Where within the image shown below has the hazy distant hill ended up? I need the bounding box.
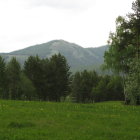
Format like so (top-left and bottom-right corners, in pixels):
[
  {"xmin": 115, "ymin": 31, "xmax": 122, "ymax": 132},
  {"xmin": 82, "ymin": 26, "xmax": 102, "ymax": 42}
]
[{"xmin": 0, "ymin": 40, "xmax": 108, "ymax": 71}]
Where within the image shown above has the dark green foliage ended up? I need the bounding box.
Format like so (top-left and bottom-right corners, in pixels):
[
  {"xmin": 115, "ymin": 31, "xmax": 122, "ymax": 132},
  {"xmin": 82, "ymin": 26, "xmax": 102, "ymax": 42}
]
[
  {"xmin": 93, "ymin": 75, "xmax": 110, "ymax": 102},
  {"xmin": 72, "ymin": 70, "xmax": 124, "ymax": 103},
  {"xmin": 39, "ymin": 58, "xmax": 50, "ymax": 101},
  {"xmin": 93, "ymin": 76, "xmax": 124, "ymax": 102},
  {"xmin": 24, "ymin": 56, "xmax": 45, "ymax": 100},
  {"xmin": 19, "ymin": 73, "xmax": 36, "ymax": 100},
  {"xmin": 0, "ymin": 53, "xmax": 123, "ymax": 103},
  {"xmin": 107, "ymin": 76, "xmax": 124, "ymax": 101},
  {"xmin": 71, "ymin": 72, "xmax": 82, "ymax": 102},
  {"xmin": 46, "ymin": 53, "xmax": 71, "ymax": 101},
  {"xmin": 6, "ymin": 57, "xmax": 21, "ymax": 99},
  {"xmin": 79, "ymin": 70, "xmax": 99, "ymax": 103},
  {"xmin": 0, "ymin": 54, "xmax": 71, "ymax": 101},
  {"xmin": 24, "ymin": 54, "xmax": 71, "ymax": 101},
  {"xmin": 0, "ymin": 56, "xmax": 7, "ymax": 98}
]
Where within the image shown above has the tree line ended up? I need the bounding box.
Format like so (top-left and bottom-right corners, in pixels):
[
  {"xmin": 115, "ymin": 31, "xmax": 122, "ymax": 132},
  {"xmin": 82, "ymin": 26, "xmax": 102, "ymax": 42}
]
[
  {"xmin": 0, "ymin": 53, "xmax": 124, "ymax": 102},
  {"xmin": 71, "ymin": 70, "xmax": 124, "ymax": 103},
  {"xmin": 0, "ymin": 54, "xmax": 70, "ymax": 101}
]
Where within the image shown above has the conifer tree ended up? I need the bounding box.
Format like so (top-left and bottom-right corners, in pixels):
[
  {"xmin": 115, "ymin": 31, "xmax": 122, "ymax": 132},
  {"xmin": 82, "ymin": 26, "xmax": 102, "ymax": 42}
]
[
  {"xmin": 24, "ymin": 56, "xmax": 45, "ymax": 100},
  {"xmin": 6, "ymin": 57, "xmax": 21, "ymax": 99},
  {"xmin": 0, "ymin": 56, "xmax": 7, "ymax": 98},
  {"xmin": 48, "ymin": 53, "xmax": 71, "ymax": 101}
]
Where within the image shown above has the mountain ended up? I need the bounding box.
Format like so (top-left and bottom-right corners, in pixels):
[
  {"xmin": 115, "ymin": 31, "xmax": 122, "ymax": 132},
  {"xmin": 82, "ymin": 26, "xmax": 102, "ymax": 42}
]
[{"xmin": 0, "ymin": 40, "xmax": 108, "ymax": 71}]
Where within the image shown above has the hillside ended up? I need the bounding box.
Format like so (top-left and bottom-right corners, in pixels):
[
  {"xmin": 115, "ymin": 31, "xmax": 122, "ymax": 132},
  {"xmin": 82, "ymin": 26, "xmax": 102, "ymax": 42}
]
[{"xmin": 0, "ymin": 40, "xmax": 108, "ymax": 71}]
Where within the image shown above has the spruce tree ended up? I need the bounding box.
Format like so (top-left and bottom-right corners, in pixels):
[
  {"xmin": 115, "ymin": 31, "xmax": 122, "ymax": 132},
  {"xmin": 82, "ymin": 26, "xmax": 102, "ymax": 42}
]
[
  {"xmin": 6, "ymin": 57, "xmax": 21, "ymax": 99},
  {"xmin": 48, "ymin": 53, "xmax": 71, "ymax": 101},
  {"xmin": 0, "ymin": 56, "xmax": 7, "ymax": 98},
  {"xmin": 24, "ymin": 56, "xmax": 45, "ymax": 100}
]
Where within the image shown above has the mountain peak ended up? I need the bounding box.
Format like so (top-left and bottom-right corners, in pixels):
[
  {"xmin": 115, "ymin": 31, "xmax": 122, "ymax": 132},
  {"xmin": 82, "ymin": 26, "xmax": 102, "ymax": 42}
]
[
  {"xmin": 0, "ymin": 40, "xmax": 107, "ymax": 71},
  {"xmin": 47, "ymin": 39, "xmax": 82, "ymax": 48}
]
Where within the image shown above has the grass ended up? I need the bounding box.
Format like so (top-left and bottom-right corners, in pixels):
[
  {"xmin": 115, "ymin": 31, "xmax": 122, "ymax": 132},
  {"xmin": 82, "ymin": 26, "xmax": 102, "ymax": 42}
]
[{"xmin": 0, "ymin": 100, "xmax": 140, "ymax": 140}]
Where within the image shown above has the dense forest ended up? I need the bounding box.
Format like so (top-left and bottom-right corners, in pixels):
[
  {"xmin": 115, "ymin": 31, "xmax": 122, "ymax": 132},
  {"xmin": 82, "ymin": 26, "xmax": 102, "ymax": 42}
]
[
  {"xmin": 0, "ymin": 0, "xmax": 139, "ymax": 104},
  {"xmin": 0, "ymin": 54, "xmax": 124, "ymax": 102},
  {"xmin": 0, "ymin": 54, "xmax": 70, "ymax": 101}
]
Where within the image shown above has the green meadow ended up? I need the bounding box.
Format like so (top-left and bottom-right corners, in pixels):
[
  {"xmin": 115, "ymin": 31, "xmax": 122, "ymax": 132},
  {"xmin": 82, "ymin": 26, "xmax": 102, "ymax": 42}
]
[{"xmin": 0, "ymin": 100, "xmax": 140, "ymax": 140}]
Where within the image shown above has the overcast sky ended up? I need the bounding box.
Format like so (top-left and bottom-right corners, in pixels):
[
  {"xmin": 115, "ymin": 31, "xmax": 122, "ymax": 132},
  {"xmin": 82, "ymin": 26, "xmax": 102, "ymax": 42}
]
[{"xmin": 0, "ymin": 0, "xmax": 133, "ymax": 52}]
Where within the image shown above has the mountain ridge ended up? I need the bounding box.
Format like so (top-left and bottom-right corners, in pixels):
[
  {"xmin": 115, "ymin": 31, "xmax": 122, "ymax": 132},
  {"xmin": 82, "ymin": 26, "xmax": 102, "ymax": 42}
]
[{"xmin": 0, "ymin": 40, "xmax": 108, "ymax": 71}]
